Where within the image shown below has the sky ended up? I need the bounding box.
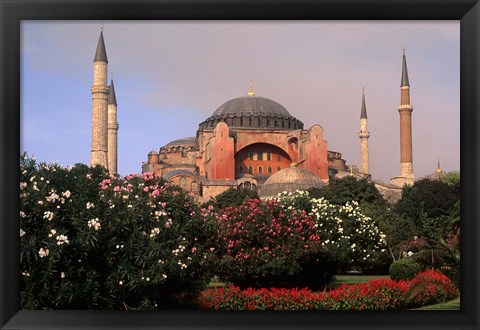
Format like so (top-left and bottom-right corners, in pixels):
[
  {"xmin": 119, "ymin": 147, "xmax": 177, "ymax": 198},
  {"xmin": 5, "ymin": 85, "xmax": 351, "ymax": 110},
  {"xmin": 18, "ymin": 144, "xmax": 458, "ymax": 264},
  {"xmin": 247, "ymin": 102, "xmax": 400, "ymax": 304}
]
[{"xmin": 21, "ymin": 21, "xmax": 460, "ymax": 184}]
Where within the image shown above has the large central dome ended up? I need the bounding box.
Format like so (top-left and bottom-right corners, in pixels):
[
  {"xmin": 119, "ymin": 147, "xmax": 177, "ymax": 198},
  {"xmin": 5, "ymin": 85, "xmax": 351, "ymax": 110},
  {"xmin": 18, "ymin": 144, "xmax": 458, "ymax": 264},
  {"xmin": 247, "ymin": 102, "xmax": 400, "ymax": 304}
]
[
  {"xmin": 213, "ymin": 96, "xmax": 291, "ymax": 117},
  {"xmin": 198, "ymin": 84, "xmax": 304, "ymax": 131}
]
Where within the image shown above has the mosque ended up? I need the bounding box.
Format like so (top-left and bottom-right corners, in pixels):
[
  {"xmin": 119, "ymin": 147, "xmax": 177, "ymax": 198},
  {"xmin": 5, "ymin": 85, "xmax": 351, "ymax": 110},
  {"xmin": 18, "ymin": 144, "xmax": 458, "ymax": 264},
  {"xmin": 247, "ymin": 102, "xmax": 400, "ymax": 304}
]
[{"xmin": 89, "ymin": 29, "xmax": 416, "ymax": 203}]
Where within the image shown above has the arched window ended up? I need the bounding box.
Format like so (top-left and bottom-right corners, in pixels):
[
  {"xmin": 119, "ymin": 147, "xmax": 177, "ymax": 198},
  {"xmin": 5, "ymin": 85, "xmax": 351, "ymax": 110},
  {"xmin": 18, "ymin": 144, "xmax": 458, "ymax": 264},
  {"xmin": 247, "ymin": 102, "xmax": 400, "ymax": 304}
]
[
  {"xmin": 179, "ymin": 177, "xmax": 187, "ymax": 190},
  {"xmin": 257, "ymin": 150, "xmax": 263, "ymax": 160},
  {"xmin": 268, "ymin": 166, "xmax": 272, "ymax": 173},
  {"xmin": 258, "ymin": 166, "xmax": 263, "ymax": 174},
  {"xmin": 248, "ymin": 166, "xmax": 253, "ymax": 173},
  {"xmin": 245, "ymin": 181, "xmax": 251, "ymax": 190},
  {"xmin": 239, "ymin": 183, "xmax": 245, "ymax": 190},
  {"xmin": 238, "ymin": 165, "xmax": 244, "ymax": 173}
]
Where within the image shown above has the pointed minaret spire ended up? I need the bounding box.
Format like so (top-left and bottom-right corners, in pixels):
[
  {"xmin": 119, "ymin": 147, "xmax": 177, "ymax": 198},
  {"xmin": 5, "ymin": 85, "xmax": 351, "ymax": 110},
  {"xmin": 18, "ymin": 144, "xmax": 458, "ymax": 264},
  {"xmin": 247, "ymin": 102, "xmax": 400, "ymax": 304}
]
[
  {"xmin": 247, "ymin": 80, "xmax": 255, "ymax": 96},
  {"xmin": 94, "ymin": 27, "xmax": 108, "ymax": 63},
  {"xmin": 392, "ymin": 48, "xmax": 415, "ymax": 186},
  {"xmin": 360, "ymin": 87, "xmax": 367, "ymax": 119},
  {"xmin": 91, "ymin": 27, "xmax": 110, "ymax": 170},
  {"xmin": 359, "ymin": 87, "xmax": 370, "ymax": 174},
  {"xmin": 108, "ymin": 79, "xmax": 117, "ymax": 106},
  {"xmin": 401, "ymin": 48, "xmax": 410, "ymax": 87}
]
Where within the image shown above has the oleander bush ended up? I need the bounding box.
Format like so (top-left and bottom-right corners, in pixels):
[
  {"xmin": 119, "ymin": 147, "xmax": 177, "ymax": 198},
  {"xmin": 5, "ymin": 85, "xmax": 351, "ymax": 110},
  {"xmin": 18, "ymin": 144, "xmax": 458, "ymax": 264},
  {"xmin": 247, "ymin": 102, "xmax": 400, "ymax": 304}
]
[
  {"xmin": 20, "ymin": 153, "xmax": 217, "ymax": 309},
  {"xmin": 389, "ymin": 258, "xmax": 422, "ymax": 281},
  {"xmin": 212, "ymin": 191, "xmax": 389, "ymax": 289},
  {"xmin": 277, "ymin": 191, "xmax": 389, "ymax": 273},
  {"xmin": 198, "ymin": 270, "xmax": 458, "ymax": 310},
  {"xmin": 213, "ymin": 198, "xmax": 329, "ymax": 289}
]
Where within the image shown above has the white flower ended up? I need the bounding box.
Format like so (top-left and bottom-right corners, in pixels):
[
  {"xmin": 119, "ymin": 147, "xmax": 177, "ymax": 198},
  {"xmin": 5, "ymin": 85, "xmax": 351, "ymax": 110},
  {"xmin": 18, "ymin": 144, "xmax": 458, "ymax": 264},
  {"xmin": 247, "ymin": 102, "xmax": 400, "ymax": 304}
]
[
  {"xmin": 56, "ymin": 234, "xmax": 69, "ymax": 245},
  {"xmin": 60, "ymin": 272, "xmax": 66, "ymax": 278},
  {"xmin": 162, "ymin": 274, "xmax": 167, "ymax": 279},
  {"xmin": 164, "ymin": 219, "xmax": 173, "ymax": 229},
  {"xmin": 87, "ymin": 218, "xmax": 101, "ymax": 230},
  {"xmin": 20, "ymin": 182, "xmax": 27, "ymax": 190},
  {"xmin": 20, "ymin": 210, "xmax": 26, "ymax": 218},
  {"xmin": 150, "ymin": 227, "xmax": 160, "ymax": 237},
  {"xmin": 86, "ymin": 202, "xmax": 95, "ymax": 209},
  {"xmin": 119, "ymin": 280, "xmax": 123, "ymax": 285},
  {"xmin": 85, "ymin": 173, "xmax": 92, "ymax": 178},
  {"xmin": 43, "ymin": 211, "xmax": 54, "ymax": 221},
  {"xmin": 38, "ymin": 247, "xmax": 49, "ymax": 258},
  {"xmin": 48, "ymin": 229, "xmax": 57, "ymax": 237},
  {"xmin": 20, "ymin": 229, "xmax": 26, "ymax": 237},
  {"xmin": 62, "ymin": 190, "xmax": 71, "ymax": 198}
]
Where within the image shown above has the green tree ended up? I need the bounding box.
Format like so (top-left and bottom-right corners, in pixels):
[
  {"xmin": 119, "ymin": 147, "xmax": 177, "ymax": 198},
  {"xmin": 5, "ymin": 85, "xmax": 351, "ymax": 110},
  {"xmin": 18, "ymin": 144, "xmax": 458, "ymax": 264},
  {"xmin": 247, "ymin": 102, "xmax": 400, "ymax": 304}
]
[
  {"xmin": 202, "ymin": 187, "xmax": 259, "ymax": 210},
  {"xmin": 394, "ymin": 178, "xmax": 459, "ymax": 232},
  {"xmin": 308, "ymin": 176, "xmax": 387, "ymax": 208}
]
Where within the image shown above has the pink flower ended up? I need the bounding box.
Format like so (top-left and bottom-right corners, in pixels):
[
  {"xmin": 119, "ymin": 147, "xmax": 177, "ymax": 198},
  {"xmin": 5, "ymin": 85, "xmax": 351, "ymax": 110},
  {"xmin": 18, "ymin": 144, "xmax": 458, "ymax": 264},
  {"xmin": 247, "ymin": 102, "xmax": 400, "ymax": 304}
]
[{"xmin": 143, "ymin": 186, "xmax": 149, "ymax": 192}]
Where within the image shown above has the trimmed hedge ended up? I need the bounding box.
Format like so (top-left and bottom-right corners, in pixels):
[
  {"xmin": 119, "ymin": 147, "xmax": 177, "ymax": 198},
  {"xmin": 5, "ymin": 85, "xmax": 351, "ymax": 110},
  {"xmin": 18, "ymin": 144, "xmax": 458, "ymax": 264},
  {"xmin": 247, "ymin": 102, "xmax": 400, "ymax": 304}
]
[
  {"xmin": 198, "ymin": 270, "xmax": 458, "ymax": 310},
  {"xmin": 389, "ymin": 258, "xmax": 422, "ymax": 281}
]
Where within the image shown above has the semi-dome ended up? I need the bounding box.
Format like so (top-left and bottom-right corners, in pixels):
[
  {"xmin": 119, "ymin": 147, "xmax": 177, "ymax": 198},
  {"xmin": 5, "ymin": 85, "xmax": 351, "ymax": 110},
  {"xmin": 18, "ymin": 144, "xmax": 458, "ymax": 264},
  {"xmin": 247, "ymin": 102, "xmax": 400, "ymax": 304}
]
[
  {"xmin": 198, "ymin": 83, "xmax": 304, "ymax": 131},
  {"xmin": 259, "ymin": 165, "xmax": 324, "ymax": 199},
  {"xmin": 164, "ymin": 137, "xmax": 198, "ymax": 147}
]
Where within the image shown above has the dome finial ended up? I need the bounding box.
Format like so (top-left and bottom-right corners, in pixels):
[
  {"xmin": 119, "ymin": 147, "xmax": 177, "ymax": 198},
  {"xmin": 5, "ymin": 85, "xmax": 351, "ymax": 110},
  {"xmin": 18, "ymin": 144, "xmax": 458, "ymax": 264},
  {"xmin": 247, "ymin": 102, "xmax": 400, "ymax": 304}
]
[
  {"xmin": 248, "ymin": 80, "xmax": 255, "ymax": 96},
  {"xmin": 436, "ymin": 157, "xmax": 443, "ymax": 174}
]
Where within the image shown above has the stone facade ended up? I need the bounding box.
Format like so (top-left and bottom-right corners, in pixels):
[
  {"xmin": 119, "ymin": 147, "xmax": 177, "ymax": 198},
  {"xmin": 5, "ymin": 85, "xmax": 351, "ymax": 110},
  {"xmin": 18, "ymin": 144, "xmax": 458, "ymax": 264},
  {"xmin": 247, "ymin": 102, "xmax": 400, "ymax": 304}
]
[{"xmin": 143, "ymin": 88, "xmax": 347, "ymax": 202}]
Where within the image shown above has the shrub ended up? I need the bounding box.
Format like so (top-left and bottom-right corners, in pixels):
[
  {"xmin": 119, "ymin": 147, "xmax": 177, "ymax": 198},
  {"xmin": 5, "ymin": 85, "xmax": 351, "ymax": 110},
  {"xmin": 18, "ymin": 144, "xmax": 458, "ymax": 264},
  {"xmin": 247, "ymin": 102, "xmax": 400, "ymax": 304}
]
[
  {"xmin": 202, "ymin": 187, "xmax": 259, "ymax": 210},
  {"xmin": 407, "ymin": 269, "xmax": 459, "ymax": 306},
  {"xmin": 213, "ymin": 198, "xmax": 329, "ymax": 289},
  {"xmin": 389, "ymin": 258, "xmax": 422, "ymax": 281},
  {"xmin": 277, "ymin": 191, "xmax": 389, "ymax": 273},
  {"xmin": 20, "ymin": 154, "xmax": 217, "ymax": 309}
]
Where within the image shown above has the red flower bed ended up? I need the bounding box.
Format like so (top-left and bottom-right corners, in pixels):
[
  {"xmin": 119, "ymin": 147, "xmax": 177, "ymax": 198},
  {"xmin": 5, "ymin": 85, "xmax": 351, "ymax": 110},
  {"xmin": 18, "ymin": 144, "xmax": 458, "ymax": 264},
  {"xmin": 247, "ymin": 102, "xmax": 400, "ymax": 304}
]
[{"xmin": 198, "ymin": 270, "xmax": 458, "ymax": 310}]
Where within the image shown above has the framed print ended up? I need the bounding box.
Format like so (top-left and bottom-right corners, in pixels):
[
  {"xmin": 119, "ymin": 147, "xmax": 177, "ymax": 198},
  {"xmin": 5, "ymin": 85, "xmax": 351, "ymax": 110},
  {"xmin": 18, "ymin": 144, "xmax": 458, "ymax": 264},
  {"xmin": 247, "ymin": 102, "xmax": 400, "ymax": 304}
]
[{"xmin": 1, "ymin": 0, "xmax": 479, "ymax": 329}]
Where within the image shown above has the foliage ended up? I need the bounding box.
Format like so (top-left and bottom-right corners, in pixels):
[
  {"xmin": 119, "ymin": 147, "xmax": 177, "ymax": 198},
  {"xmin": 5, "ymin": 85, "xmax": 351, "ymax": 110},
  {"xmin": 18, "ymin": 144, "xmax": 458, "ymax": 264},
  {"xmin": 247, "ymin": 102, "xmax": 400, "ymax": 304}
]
[
  {"xmin": 389, "ymin": 258, "xmax": 422, "ymax": 281},
  {"xmin": 212, "ymin": 197, "xmax": 328, "ymax": 289},
  {"xmin": 364, "ymin": 205, "xmax": 415, "ymax": 262},
  {"xmin": 198, "ymin": 270, "xmax": 458, "ymax": 310},
  {"xmin": 278, "ymin": 191, "xmax": 388, "ymax": 273},
  {"xmin": 20, "ymin": 153, "xmax": 217, "ymax": 309},
  {"xmin": 438, "ymin": 171, "xmax": 460, "ymax": 187},
  {"xmin": 201, "ymin": 187, "xmax": 259, "ymax": 210},
  {"xmin": 308, "ymin": 176, "xmax": 387, "ymax": 207},
  {"xmin": 394, "ymin": 178, "xmax": 459, "ymax": 232}
]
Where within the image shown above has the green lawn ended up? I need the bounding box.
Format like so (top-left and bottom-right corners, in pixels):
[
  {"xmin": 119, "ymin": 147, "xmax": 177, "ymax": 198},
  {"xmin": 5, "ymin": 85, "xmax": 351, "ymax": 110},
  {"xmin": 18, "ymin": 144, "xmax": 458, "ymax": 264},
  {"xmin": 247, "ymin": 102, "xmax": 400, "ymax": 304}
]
[
  {"xmin": 411, "ymin": 296, "xmax": 460, "ymax": 310},
  {"xmin": 327, "ymin": 274, "xmax": 390, "ymax": 288}
]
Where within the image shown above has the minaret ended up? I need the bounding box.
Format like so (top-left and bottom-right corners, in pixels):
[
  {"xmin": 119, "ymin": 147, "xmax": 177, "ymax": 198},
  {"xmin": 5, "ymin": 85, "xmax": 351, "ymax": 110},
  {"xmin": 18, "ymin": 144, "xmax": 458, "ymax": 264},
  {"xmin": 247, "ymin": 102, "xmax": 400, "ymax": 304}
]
[
  {"xmin": 90, "ymin": 26, "xmax": 110, "ymax": 169},
  {"xmin": 358, "ymin": 87, "xmax": 370, "ymax": 174},
  {"xmin": 107, "ymin": 79, "xmax": 119, "ymax": 175},
  {"xmin": 398, "ymin": 49, "xmax": 415, "ymax": 185}
]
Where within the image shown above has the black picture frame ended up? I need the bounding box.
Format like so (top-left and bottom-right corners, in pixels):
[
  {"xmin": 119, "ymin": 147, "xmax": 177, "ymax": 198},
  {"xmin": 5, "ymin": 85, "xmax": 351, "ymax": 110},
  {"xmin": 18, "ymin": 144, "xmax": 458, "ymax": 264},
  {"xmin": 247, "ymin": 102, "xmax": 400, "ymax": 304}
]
[{"xmin": 1, "ymin": 0, "xmax": 479, "ymax": 329}]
